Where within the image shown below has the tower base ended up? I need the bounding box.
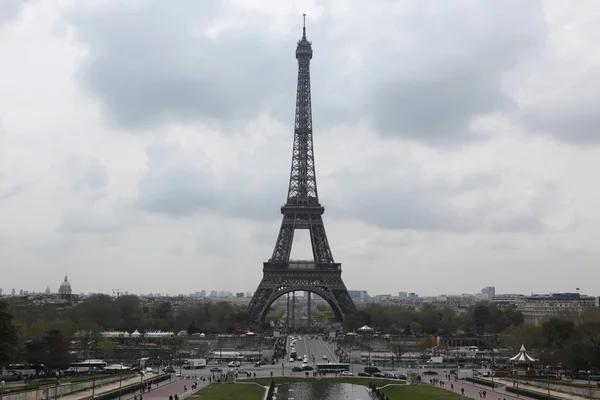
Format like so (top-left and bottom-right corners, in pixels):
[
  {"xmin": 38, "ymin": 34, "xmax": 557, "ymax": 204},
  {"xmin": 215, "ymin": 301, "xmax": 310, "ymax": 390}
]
[{"xmin": 247, "ymin": 265, "xmax": 357, "ymax": 328}]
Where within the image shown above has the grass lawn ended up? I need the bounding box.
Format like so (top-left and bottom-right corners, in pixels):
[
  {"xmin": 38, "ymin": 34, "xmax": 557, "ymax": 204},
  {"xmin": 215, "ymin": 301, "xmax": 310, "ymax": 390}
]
[
  {"xmin": 194, "ymin": 379, "xmax": 462, "ymax": 400},
  {"xmin": 189, "ymin": 383, "xmax": 265, "ymax": 400},
  {"xmin": 381, "ymin": 385, "xmax": 463, "ymax": 399}
]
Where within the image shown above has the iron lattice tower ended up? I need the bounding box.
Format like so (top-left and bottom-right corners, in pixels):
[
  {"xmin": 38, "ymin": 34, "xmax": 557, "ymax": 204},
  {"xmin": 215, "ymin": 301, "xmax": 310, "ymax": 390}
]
[{"xmin": 247, "ymin": 17, "xmax": 357, "ymax": 327}]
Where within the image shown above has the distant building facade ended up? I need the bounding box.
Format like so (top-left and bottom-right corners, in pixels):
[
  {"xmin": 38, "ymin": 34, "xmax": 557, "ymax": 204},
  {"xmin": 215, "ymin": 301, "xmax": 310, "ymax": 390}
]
[
  {"xmin": 518, "ymin": 293, "xmax": 598, "ymax": 325},
  {"xmin": 58, "ymin": 274, "xmax": 73, "ymax": 301}
]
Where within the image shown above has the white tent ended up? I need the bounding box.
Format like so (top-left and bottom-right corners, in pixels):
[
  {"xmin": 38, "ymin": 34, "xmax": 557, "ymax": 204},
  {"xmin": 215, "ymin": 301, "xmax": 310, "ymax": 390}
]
[
  {"xmin": 509, "ymin": 344, "xmax": 537, "ymax": 363},
  {"xmin": 131, "ymin": 330, "xmax": 141, "ymax": 338},
  {"xmin": 357, "ymin": 325, "xmax": 374, "ymax": 333}
]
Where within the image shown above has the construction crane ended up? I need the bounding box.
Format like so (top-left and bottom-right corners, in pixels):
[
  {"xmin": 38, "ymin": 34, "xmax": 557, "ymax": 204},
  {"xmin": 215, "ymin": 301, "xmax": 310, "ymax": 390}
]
[{"xmin": 112, "ymin": 288, "xmax": 129, "ymax": 297}]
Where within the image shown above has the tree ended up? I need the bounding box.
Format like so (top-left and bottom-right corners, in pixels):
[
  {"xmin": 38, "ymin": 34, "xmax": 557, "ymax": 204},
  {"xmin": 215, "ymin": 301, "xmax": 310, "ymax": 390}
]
[
  {"xmin": 409, "ymin": 322, "xmax": 423, "ymax": 334},
  {"xmin": 473, "ymin": 304, "xmax": 491, "ymax": 334},
  {"xmin": 0, "ymin": 301, "xmax": 18, "ymax": 368},
  {"xmin": 542, "ymin": 317, "xmax": 574, "ymax": 348},
  {"xmin": 42, "ymin": 330, "xmax": 71, "ymax": 370},
  {"xmin": 570, "ymin": 310, "xmax": 600, "ymax": 369}
]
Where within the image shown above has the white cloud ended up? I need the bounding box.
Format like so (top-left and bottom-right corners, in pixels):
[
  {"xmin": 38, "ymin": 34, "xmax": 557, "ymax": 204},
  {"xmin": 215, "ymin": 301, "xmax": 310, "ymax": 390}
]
[{"xmin": 1, "ymin": 0, "xmax": 599, "ymax": 297}]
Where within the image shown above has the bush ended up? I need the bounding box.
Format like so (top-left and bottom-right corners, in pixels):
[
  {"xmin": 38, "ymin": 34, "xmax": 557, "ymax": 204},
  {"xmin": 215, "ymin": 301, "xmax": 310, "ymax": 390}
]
[
  {"xmin": 465, "ymin": 377, "xmax": 499, "ymax": 388},
  {"xmin": 505, "ymin": 386, "xmax": 563, "ymax": 400},
  {"xmin": 0, "ymin": 375, "xmax": 21, "ymax": 383}
]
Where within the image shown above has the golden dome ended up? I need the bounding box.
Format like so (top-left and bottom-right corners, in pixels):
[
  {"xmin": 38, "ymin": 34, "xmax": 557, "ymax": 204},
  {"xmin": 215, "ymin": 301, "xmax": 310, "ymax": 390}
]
[{"xmin": 60, "ymin": 274, "xmax": 71, "ymax": 288}]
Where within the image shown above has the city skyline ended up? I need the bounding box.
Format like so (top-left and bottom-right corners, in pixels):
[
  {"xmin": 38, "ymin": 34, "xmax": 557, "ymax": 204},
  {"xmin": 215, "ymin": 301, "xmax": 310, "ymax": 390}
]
[{"xmin": 1, "ymin": 1, "xmax": 600, "ymax": 295}]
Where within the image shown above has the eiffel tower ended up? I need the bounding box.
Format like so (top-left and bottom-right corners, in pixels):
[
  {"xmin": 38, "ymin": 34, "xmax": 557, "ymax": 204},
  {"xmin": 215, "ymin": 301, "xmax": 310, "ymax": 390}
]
[{"xmin": 247, "ymin": 16, "xmax": 357, "ymax": 327}]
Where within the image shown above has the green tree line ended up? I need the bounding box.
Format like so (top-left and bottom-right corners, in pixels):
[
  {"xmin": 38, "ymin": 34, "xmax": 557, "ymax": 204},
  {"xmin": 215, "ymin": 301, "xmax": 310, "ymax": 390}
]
[{"xmin": 344, "ymin": 302, "xmax": 524, "ymax": 335}]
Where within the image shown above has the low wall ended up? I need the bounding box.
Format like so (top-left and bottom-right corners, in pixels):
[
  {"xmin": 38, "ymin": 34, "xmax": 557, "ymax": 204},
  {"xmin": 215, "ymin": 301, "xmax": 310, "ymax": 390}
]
[
  {"xmin": 3, "ymin": 375, "xmax": 133, "ymax": 400},
  {"xmin": 519, "ymin": 379, "xmax": 600, "ymax": 399}
]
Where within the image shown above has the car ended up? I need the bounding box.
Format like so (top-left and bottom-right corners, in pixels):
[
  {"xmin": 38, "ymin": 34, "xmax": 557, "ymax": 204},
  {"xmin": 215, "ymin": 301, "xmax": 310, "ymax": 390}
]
[
  {"xmin": 397, "ymin": 374, "xmax": 407, "ymax": 380},
  {"xmin": 322, "ymin": 355, "xmax": 328, "ymax": 360},
  {"xmin": 373, "ymin": 373, "xmax": 384, "ymax": 378},
  {"xmin": 340, "ymin": 371, "xmax": 353, "ymax": 376},
  {"xmin": 292, "ymin": 366, "xmax": 303, "ymax": 372},
  {"xmin": 423, "ymin": 370, "xmax": 438, "ymax": 375},
  {"xmin": 289, "ymin": 358, "xmax": 294, "ymax": 362},
  {"xmin": 209, "ymin": 367, "xmax": 222, "ymax": 373},
  {"xmin": 302, "ymin": 365, "xmax": 314, "ymax": 371},
  {"xmin": 358, "ymin": 372, "xmax": 370, "ymax": 377}
]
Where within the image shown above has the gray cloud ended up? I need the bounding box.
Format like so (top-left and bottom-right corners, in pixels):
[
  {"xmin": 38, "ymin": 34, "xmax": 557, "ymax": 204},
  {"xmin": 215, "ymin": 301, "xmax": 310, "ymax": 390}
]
[
  {"xmin": 133, "ymin": 140, "xmax": 282, "ymax": 221},
  {"xmin": 520, "ymin": 77, "xmax": 600, "ymax": 144},
  {"xmin": 0, "ymin": 182, "xmax": 31, "ymax": 201},
  {"xmin": 67, "ymin": 1, "xmax": 293, "ymax": 132},
  {"xmin": 131, "ymin": 139, "xmax": 554, "ymax": 234},
  {"xmin": 65, "ymin": 1, "xmax": 545, "ymax": 146},
  {"xmin": 0, "ymin": 0, "xmax": 23, "ymax": 28},
  {"xmin": 364, "ymin": 1, "xmax": 546, "ymax": 145}
]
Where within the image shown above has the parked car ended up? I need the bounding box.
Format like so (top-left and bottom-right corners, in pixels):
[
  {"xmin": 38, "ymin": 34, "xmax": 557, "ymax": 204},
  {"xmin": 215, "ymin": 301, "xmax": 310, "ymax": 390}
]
[{"xmin": 209, "ymin": 367, "xmax": 222, "ymax": 373}]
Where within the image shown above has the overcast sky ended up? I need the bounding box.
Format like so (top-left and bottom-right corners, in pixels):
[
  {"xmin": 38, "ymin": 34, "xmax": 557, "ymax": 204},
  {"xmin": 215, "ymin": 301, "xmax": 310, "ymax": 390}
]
[{"xmin": 1, "ymin": 0, "xmax": 599, "ymax": 297}]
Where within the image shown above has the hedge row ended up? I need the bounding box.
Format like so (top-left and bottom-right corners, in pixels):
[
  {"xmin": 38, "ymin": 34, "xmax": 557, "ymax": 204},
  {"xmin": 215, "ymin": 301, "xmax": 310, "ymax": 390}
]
[
  {"xmin": 465, "ymin": 377, "xmax": 499, "ymax": 388},
  {"xmin": 94, "ymin": 374, "xmax": 171, "ymax": 400},
  {"xmin": 505, "ymin": 385, "xmax": 564, "ymax": 400}
]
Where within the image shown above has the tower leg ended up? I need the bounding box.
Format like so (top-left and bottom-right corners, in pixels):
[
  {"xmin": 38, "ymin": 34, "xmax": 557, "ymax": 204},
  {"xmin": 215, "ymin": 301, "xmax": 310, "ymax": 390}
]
[
  {"xmin": 292, "ymin": 292, "xmax": 296, "ymax": 332},
  {"xmin": 286, "ymin": 293, "xmax": 290, "ymax": 332},
  {"xmin": 307, "ymin": 292, "xmax": 312, "ymax": 330}
]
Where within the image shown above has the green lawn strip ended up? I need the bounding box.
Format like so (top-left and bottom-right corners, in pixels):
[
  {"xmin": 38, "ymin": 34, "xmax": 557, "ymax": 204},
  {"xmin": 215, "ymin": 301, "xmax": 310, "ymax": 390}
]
[
  {"xmin": 245, "ymin": 377, "xmax": 458, "ymax": 400},
  {"xmin": 244, "ymin": 376, "xmax": 405, "ymax": 387},
  {"xmin": 380, "ymin": 385, "xmax": 464, "ymax": 400},
  {"xmin": 187, "ymin": 383, "xmax": 265, "ymax": 400}
]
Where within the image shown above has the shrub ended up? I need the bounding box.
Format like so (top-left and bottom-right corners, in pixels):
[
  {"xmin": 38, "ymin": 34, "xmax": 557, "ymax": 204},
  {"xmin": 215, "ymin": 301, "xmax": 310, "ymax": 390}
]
[
  {"xmin": 465, "ymin": 377, "xmax": 499, "ymax": 388},
  {"xmin": 505, "ymin": 386, "xmax": 563, "ymax": 400}
]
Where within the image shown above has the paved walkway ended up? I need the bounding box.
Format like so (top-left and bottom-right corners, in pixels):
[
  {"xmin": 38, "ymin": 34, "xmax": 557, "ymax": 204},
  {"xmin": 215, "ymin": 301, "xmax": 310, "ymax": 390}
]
[
  {"xmin": 425, "ymin": 379, "xmax": 539, "ymax": 400},
  {"xmin": 141, "ymin": 378, "xmax": 209, "ymax": 400},
  {"xmin": 59, "ymin": 374, "xmax": 165, "ymax": 400},
  {"xmin": 492, "ymin": 378, "xmax": 589, "ymax": 400}
]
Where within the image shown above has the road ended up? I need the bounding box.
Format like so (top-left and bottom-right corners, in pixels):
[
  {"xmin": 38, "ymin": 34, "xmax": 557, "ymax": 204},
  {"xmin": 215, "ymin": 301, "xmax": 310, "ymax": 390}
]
[
  {"xmin": 170, "ymin": 335, "xmax": 543, "ymax": 399},
  {"xmin": 285, "ymin": 335, "xmax": 337, "ymax": 366}
]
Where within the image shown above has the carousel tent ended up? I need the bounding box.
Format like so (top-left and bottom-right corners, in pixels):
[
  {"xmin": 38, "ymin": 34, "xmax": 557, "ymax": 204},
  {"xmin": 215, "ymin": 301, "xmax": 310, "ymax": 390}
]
[{"xmin": 509, "ymin": 344, "xmax": 537, "ymax": 363}]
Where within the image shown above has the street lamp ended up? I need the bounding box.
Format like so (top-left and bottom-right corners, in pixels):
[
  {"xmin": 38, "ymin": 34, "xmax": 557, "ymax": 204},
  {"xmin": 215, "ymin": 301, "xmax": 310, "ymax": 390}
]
[
  {"xmin": 588, "ymin": 368, "xmax": 592, "ymax": 400},
  {"xmin": 491, "ymin": 336, "xmax": 497, "ymax": 388}
]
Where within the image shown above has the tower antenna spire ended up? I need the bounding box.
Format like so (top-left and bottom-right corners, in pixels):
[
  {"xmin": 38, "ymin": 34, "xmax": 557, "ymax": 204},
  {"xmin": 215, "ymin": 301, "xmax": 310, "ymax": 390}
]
[{"xmin": 302, "ymin": 13, "xmax": 306, "ymax": 39}]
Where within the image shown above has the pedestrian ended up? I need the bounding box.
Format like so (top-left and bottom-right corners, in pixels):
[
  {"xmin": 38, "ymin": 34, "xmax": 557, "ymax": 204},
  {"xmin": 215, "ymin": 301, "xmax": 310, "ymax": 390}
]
[{"xmin": 169, "ymin": 395, "xmax": 173, "ymax": 400}]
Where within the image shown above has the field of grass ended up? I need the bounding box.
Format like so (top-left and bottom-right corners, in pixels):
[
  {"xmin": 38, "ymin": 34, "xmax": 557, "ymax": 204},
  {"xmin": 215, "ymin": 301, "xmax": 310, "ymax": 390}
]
[
  {"xmin": 192, "ymin": 377, "xmax": 468, "ymax": 400},
  {"xmin": 380, "ymin": 385, "xmax": 463, "ymax": 399},
  {"xmin": 189, "ymin": 383, "xmax": 265, "ymax": 400},
  {"xmin": 193, "ymin": 379, "xmax": 460, "ymax": 400}
]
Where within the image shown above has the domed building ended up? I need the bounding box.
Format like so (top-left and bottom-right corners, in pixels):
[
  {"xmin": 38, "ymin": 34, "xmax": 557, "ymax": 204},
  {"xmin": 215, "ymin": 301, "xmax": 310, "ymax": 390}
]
[{"xmin": 58, "ymin": 274, "xmax": 72, "ymax": 301}]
